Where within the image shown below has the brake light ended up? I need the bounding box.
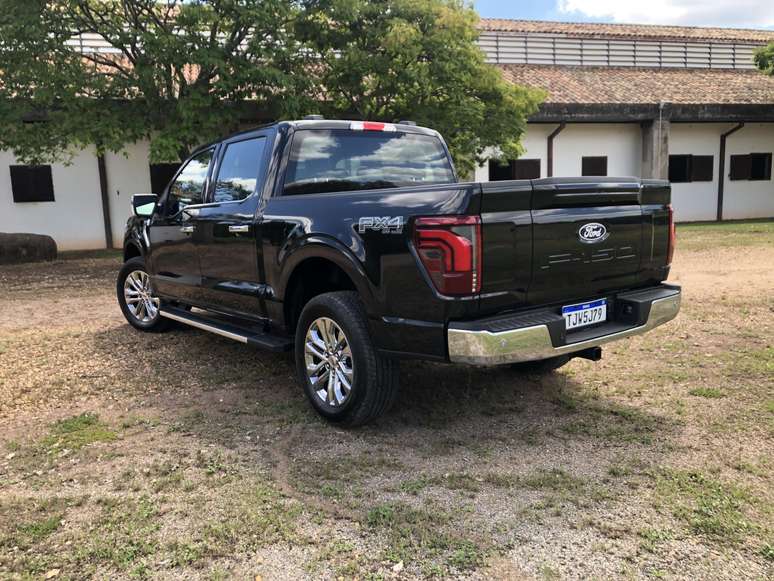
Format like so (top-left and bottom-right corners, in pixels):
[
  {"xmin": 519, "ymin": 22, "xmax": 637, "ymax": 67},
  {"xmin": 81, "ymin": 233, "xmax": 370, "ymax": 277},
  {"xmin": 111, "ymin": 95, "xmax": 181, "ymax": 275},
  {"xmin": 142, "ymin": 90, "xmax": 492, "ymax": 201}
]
[
  {"xmin": 667, "ymin": 204, "xmax": 676, "ymax": 265},
  {"xmin": 413, "ymin": 216, "xmax": 482, "ymax": 296},
  {"xmin": 350, "ymin": 121, "xmax": 396, "ymax": 132}
]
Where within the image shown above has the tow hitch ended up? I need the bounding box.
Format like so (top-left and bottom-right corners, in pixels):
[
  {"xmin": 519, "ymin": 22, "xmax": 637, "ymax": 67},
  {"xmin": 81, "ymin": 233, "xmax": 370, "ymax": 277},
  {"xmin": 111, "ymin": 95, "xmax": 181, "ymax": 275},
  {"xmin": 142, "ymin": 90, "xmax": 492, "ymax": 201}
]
[{"xmin": 573, "ymin": 346, "xmax": 602, "ymax": 362}]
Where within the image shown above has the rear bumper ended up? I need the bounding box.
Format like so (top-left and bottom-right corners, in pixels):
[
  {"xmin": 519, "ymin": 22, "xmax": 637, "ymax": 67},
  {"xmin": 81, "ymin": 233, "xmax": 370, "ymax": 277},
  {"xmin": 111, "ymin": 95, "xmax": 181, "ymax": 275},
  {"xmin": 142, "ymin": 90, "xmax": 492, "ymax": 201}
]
[{"xmin": 447, "ymin": 284, "xmax": 681, "ymax": 365}]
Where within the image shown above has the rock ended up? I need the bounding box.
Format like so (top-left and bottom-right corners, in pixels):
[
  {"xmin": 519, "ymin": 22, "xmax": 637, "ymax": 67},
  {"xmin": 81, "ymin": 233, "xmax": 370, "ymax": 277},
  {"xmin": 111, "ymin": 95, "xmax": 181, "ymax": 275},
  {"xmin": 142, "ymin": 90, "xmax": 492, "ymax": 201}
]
[
  {"xmin": 44, "ymin": 569, "xmax": 60, "ymax": 579},
  {"xmin": 0, "ymin": 233, "xmax": 57, "ymax": 264},
  {"xmin": 392, "ymin": 561, "xmax": 404, "ymax": 573}
]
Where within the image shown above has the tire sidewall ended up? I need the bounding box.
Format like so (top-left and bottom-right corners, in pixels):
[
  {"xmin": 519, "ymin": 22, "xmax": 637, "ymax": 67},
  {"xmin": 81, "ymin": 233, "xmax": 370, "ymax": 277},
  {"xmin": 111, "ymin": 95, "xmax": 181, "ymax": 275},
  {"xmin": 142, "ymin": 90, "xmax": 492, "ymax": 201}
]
[
  {"xmin": 295, "ymin": 297, "xmax": 369, "ymax": 422},
  {"xmin": 117, "ymin": 257, "xmax": 162, "ymax": 331}
]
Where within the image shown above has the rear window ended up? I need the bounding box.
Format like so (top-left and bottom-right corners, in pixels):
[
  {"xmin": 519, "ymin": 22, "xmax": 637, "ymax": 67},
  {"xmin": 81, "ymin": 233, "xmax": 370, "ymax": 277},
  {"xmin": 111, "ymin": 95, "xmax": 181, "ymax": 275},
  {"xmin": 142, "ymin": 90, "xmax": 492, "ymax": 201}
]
[{"xmin": 283, "ymin": 130, "xmax": 454, "ymax": 195}]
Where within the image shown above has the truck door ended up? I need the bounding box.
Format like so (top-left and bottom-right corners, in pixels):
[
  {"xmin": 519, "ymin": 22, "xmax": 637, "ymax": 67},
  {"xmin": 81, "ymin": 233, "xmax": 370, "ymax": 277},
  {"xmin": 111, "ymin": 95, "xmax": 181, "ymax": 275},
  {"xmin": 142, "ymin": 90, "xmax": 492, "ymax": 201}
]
[
  {"xmin": 147, "ymin": 147, "xmax": 215, "ymax": 304},
  {"xmin": 194, "ymin": 131, "xmax": 272, "ymax": 319}
]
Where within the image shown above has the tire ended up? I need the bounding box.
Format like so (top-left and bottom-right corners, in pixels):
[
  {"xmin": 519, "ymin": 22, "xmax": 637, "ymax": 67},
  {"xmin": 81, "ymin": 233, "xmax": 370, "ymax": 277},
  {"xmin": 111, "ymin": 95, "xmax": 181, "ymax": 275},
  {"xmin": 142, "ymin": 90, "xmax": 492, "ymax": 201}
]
[
  {"xmin": 295, "ymin": 291, "xmax": 399, "ymax": 427},
  {"xmin": 117, "ymin": 256, "xmax": 169, "ymax": 332},
  {"xmin": 511, "ymin": 355, "xmax": 570, "ymax": 374}
]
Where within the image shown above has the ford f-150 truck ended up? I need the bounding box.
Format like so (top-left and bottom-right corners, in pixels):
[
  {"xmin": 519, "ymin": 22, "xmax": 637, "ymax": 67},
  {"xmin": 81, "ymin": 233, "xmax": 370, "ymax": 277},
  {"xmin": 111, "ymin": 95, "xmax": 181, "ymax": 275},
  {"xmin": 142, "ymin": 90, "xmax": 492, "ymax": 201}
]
[{"xmin": 118, "ymin": 118, "xmax": 681, "ymax": 426}]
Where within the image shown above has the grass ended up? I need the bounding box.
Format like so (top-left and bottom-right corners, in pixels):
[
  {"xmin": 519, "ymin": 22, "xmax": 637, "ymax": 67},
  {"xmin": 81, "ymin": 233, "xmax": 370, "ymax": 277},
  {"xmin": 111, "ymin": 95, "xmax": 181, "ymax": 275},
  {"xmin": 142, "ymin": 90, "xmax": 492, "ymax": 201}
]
[
  {"xmin": 688, "ymin": 387, "xmax": 725, "ymax": 399},
  {"xmin": 654, "ymin": 469, "xmax": 755, "ymax": 542},
  {"xmin": 41, "ymin": 412, "xmax": 117, "ymax": 451},
  {"xmin": 364, "ymin": 502, "xmax": 486, "ymax": 573},
  {"xmin": 676, "ymin": 219, "xmax": 774, "ymax": 251}
]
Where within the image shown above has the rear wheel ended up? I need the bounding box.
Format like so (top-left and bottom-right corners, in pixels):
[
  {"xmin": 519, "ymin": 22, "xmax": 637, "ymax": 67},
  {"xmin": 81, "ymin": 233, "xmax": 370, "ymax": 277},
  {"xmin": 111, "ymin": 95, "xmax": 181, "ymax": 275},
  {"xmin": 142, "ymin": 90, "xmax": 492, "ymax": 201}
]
[
  {"xmin": 295, "ymin": 291, "xmax": 399, "ymax": 427},
  {"xmin": 117, "ymin": 257, "xmax": 169, "ymax": 332},
  {"xmin": 511, "ymin": 355, "xmax": 570, "ymax": 374}
]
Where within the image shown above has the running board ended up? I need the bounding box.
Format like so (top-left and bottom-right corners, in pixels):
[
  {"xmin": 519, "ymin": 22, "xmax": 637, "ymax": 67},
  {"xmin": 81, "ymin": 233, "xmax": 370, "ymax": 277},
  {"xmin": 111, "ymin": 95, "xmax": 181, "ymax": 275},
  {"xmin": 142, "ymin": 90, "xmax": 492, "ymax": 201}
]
[{"xmin": 159, "ymin": 306, "xmax": 292, "ymax": 352}]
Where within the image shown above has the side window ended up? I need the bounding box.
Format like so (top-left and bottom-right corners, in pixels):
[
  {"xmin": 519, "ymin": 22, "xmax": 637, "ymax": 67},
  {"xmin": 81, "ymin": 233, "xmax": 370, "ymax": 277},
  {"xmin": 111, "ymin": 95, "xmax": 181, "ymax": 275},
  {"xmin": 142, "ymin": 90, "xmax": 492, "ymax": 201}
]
[
  {"xmin": 166, "ymin": 149, "xmax": 214, "ymax": 216},
  {"xmin": 212, "ymin": 137, "xmax": 266, "ymax": 203}
]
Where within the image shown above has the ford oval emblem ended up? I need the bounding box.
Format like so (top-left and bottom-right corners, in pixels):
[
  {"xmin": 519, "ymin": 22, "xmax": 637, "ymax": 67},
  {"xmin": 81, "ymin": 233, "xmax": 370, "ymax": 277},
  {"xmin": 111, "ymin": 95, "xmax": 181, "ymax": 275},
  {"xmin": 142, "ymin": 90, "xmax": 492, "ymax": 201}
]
[{"xmin": 578, "ymin": 222, "xmax": 609, "ymax": 244}]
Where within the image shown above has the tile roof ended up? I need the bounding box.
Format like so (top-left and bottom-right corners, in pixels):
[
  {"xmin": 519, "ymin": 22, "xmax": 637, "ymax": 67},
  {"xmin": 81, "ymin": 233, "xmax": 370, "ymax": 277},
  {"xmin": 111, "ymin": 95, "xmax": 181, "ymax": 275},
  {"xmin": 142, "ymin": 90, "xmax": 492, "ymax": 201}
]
[
  {"xmin": 499, "ymin": 64, "xmax": 774, "ymax": 105},
  {"xmin": 479, "ymin": 18, "xmax": 774, "ymax": 45}
]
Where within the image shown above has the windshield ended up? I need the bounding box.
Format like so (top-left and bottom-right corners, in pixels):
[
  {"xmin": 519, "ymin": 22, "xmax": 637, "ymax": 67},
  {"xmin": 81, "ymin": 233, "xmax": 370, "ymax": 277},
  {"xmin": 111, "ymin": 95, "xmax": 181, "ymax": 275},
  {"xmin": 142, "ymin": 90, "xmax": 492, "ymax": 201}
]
[{"xmin": 283, "ymin": 129, "xmax": 455, "ymax": 195}]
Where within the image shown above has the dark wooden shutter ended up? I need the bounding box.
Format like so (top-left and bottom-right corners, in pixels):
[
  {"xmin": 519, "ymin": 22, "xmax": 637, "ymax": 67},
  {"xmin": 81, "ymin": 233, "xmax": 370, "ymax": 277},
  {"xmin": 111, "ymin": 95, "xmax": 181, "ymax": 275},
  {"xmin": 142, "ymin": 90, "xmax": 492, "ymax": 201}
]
[
  {"xmin": 582, "ymin": 156, "xmax": 607, "ymax": 177},
  {"xmin": 729, "ymin": 155, "xmax": 751, "ymax": 180},
  {"xmin": 513, "ymin": 159, "xmax": 541, "ymax": 179},
  {"xmin": 668, "ymin": 155, "xmax": 691, "ymax": 182},
  {"xmin": 750, "ymin": 153, "xmax": 772, "ymax": 180},
  {"xmin": 690, "ymin": 156, "xmax": 713, "ymax": 182},
  {"xmin": 488, "ymin": 159, "xmax": 513, "ymax": 181},
  {"xmin": 10, "ymin": 165, "xmax": 55, "ymax": 203}
]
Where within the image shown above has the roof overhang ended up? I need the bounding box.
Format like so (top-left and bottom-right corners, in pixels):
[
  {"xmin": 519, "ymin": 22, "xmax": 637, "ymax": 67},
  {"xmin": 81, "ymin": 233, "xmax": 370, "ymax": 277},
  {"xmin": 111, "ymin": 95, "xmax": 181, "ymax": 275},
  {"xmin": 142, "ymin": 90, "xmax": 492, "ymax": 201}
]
[{"xmin": 529, "ymin": 103, "xmax": 774, "ymax": 124}]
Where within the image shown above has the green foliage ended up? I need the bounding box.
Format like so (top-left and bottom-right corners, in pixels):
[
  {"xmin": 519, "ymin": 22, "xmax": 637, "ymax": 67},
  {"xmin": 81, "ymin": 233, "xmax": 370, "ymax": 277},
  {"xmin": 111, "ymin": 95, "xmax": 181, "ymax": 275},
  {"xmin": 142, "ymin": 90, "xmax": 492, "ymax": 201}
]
[
  {"xmin": 0, "ymin": 0, "xmax": 541, "ymax": 172},
  {"xmin": 295, "ymin": 0, "xmax": 543, "ymax": 175},
  {"xmin": 0, "ymin": 0, "xmax": 309, "ymax": 162},
  {"xmin": 755, "ymin": 42, "xmax": 774, "ymax": 75}
]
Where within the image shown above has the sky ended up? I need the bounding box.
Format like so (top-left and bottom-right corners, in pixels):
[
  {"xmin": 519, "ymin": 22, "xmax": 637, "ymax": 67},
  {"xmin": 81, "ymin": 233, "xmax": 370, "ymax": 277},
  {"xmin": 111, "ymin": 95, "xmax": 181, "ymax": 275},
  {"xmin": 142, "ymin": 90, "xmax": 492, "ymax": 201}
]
[{"xmin": 474, "ymin": 0, "xmax": 774, "ymax": 29}]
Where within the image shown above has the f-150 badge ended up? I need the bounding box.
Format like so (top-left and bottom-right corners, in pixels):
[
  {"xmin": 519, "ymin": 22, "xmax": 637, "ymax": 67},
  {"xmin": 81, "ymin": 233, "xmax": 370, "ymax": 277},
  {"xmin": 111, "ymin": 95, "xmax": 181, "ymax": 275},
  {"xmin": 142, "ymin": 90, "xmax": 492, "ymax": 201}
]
[
  {"xmin": 578, "ymin": 222, "xmax": 609, "ymax": 244},
  {"xmin": 358, "ymin": 216, "xmax": 404, "ymax": 234}
]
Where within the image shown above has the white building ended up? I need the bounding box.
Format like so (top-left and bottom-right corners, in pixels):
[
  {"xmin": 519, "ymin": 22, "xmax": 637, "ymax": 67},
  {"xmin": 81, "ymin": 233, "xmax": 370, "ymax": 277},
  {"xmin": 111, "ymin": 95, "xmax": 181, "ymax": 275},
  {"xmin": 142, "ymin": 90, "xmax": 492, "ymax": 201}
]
[
  {"xmin": 1, "ymin": 19, "xmax": 773, "ymax": 251},
  {"xmin": 476, "ymin": 19, "xmax": 774, "ymax": 223}
]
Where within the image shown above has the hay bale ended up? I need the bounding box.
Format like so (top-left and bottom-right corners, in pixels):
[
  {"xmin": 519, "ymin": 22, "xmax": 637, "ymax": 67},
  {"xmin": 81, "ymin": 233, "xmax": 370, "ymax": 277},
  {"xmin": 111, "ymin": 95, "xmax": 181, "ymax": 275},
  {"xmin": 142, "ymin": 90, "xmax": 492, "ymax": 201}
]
[{"xmin": 0, "ymin": 232, "xmax": 58, "ymax": 264}]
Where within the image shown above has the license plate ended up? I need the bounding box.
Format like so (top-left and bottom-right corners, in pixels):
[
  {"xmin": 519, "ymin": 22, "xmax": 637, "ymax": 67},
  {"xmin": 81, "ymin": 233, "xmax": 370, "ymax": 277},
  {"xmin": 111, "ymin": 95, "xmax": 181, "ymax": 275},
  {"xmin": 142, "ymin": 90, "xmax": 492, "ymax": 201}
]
[{"xmin": 562, "ymin": 299, "xmax": 607, "ymax": 331}]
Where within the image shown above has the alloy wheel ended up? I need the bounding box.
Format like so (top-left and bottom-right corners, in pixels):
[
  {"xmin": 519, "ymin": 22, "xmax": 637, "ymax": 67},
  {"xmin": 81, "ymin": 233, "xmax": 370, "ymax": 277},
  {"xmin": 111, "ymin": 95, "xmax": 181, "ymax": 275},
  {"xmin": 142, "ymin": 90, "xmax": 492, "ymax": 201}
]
[
  {"xmin": 123, "ymin": 270, "xmax": 160, "ymax": 323},
  {"xmin": 304, "ymin": 317, "xmax": 354, "ymax": 407}
]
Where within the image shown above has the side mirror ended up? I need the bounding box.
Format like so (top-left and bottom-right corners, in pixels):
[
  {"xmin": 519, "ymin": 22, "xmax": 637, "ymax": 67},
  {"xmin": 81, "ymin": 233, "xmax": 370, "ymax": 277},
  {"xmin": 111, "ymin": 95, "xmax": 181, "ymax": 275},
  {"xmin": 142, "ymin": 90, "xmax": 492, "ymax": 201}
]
[{"xmin": 132, "ymin": 193, "xmax": 158, "ymax": 218}]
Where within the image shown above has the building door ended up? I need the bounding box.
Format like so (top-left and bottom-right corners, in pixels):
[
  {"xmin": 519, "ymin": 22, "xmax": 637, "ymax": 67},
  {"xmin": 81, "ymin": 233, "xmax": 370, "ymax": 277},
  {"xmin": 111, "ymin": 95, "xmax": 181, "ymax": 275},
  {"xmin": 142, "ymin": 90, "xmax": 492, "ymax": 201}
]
[{"xmin": 147, "ymin": 147, "xmax": 215, "ymax": 304}]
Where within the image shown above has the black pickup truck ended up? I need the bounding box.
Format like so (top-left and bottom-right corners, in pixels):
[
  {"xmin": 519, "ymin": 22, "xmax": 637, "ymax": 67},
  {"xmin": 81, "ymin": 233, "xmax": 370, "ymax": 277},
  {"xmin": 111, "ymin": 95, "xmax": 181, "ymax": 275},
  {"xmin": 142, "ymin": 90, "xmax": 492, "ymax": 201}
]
[{"xmin": 118, "ymin": 118, "xmax": 681, "ymax": 426}]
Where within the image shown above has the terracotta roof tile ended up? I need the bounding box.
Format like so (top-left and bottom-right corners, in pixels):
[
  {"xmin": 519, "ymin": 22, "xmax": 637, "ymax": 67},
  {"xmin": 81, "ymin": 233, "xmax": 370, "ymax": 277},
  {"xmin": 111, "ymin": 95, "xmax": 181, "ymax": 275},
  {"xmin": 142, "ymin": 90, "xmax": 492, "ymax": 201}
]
[
  {"xmin": 479, "ymin": 18, "xmax": 774, "ymax": 45},
  {"xmin": 499, "ymin": 64, "xmax": 774, "ymax": 105}
]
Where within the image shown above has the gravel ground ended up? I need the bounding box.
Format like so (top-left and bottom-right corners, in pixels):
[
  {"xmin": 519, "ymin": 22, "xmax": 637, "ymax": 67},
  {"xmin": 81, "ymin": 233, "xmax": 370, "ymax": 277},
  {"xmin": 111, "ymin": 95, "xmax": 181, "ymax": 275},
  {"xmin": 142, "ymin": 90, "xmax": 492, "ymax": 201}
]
[{"xmin": 0, "ymin": 222, "xmax": 772, "ymax": 580}]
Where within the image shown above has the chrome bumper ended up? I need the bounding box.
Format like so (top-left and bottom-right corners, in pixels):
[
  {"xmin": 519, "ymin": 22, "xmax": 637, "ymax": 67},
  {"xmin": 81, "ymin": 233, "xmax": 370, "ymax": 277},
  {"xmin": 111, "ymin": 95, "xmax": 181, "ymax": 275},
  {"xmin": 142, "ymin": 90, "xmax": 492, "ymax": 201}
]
[{"xmin": 448, "ymin": 289, "xmax": 681, "ymax": 366}]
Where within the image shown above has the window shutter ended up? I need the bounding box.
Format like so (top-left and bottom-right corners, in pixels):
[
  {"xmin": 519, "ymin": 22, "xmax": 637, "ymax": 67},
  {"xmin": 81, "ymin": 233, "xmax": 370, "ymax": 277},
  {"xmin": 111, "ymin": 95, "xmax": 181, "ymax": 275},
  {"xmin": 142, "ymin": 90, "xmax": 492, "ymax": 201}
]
[
  {"xmin": 10, "ymin": 165, "xmax": 55, "ymax": 203},
  {"xmin": 582, "ymin": 156, "xmax": 607, "ymax": 177},
  {"xmin": 729, "ymin": 155, "xmax": 751, "ymax": 181},
  {"xmin": 690, "ymin": 156, "xmax": 714, "ymax": 182},
  {"xmin": 513, "ymin": 159, "xmax": 541, "ymax": 179},
  {"xmin": 668, "ymin": 155, "xmax": 691, "ymax": 182},
  {"xmin": 488, "ymin": 159, "xmax": 513, "ymax": 181}
]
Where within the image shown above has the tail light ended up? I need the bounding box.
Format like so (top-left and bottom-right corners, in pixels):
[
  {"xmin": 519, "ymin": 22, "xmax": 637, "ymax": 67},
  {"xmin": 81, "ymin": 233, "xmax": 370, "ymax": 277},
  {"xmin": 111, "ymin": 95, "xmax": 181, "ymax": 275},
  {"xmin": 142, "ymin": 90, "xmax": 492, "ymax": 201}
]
[
  {"xmin": 413, "ymin": 216, "xmax": 482, "ymax": 296},
  {"xmin": 666, "ymin": 204, "xmax": 676, "ymax": 265}
]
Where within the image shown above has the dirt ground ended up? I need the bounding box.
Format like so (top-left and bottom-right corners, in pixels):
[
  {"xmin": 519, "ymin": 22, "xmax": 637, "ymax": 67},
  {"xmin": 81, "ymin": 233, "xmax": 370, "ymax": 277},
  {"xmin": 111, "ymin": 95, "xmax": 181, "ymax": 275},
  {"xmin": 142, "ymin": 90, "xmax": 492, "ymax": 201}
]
[{"xmin": 0, "ymin": 222, "xmax": 772, "ymax": 580}]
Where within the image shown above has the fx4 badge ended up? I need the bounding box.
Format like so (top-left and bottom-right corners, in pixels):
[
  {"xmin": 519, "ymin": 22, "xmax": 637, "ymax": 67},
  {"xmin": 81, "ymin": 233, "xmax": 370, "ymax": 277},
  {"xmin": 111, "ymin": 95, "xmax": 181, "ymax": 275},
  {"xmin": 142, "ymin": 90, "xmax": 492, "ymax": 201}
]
[
  {"xmin": 358, "ymin": 216, "xmax": 404, "ymax": 234},
  {"xmin": 578, "ymin": 222, "xmax": 609, "ymax": 244}
]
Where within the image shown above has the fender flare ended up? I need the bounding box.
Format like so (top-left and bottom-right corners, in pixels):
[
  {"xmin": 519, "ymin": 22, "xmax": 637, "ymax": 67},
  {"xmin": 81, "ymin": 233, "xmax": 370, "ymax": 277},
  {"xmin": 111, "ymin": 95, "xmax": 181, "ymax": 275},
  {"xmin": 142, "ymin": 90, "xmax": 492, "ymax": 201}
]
[{"xmin": 276, "ymin": 235, "xmax": 378, "ymax": 314}]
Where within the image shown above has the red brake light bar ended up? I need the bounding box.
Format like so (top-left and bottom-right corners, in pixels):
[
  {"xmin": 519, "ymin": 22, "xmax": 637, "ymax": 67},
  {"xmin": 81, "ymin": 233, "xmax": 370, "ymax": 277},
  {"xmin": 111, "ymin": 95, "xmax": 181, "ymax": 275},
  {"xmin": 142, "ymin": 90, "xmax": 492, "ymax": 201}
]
[
  {"xmin": 350, "ymin": 121, "xmax": 396, "ymax": 132},
  {"xmin": 413, "ymin": 216, "xmax": 482, "ymax": 296}
]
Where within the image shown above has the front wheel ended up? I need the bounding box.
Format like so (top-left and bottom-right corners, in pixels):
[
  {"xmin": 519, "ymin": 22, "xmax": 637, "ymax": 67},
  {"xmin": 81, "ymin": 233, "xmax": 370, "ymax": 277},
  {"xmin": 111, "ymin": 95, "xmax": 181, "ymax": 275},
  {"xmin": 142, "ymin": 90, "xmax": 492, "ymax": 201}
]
[
  {"xmin": 295, "ymin": 291, "xmax": 399, "ymax": 427},
  {"xmin": 117, "ymin": 257, "xmax": 169, "ymax": 332}
]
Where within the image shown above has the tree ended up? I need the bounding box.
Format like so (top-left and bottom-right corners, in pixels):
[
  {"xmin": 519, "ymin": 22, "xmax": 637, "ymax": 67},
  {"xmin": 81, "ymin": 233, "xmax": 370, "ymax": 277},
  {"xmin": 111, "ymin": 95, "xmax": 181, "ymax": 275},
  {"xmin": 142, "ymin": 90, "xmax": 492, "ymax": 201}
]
[
  {"xmin": 295, "ymin": 0, "xmax": 543, "ymax": 175},
  {"xmin": 0, "ymin": 0, "xmax": 542, "ymax": 173},
  {"xmin": 754, "ymin": 42, "xmax": 774, "ymax": 75},
  {"xmin": 0, "ymin": 0, "xmax": 309, "ymax": 162}
]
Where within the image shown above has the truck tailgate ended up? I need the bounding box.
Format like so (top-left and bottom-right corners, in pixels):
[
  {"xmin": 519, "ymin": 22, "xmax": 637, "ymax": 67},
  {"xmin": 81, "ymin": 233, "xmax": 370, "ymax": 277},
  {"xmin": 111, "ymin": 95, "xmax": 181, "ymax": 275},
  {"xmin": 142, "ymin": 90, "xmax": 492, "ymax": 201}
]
[{"xmin": 478, "ymin": 177, "xmax": 671, "ymax": 316}]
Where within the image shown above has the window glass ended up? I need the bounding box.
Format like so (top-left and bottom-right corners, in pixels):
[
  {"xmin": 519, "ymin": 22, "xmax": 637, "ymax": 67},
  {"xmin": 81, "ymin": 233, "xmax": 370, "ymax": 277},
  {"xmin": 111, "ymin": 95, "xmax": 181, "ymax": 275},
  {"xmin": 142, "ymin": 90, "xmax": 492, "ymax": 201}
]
[
  {"xmin": 10, "ymin": 165, "xmax": 55, "ymax": 203},
  {"xmin": 513, "ymin": 159, "xmax": 541, "ymax": 180},
  {"xmin": 213, "ymin": 138, "xmax": 266, "ymax": 202},
  {"xmin": 283, "ymin": 130, "xmax": 454, "ymax": 195},
  {"xmin": 166, "ymin": 149, "xmax": 213, "ymax": 215}
]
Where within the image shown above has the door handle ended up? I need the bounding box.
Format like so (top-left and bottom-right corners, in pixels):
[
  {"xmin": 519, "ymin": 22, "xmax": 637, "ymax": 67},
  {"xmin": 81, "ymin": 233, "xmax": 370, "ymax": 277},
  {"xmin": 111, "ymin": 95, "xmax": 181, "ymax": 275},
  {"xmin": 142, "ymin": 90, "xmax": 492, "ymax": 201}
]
[
  {"xmin": 228, "ymin": 225, "xmax": 250, "ymax": 233},
  {"xmin": 180, "ymin": 225, "xmax": 195, "ymax": 234}
]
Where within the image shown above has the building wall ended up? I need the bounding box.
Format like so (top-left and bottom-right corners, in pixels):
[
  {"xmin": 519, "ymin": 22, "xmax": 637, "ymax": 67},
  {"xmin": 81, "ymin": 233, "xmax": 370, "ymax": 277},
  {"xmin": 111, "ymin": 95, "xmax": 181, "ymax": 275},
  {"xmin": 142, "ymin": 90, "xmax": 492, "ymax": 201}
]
[
  {"xmin": 552, "ymin": 123, "xmax": 642, "ymax": 178},
  {"xmin": 670, "ymin": 124, "xmax": 722, "ymax": 221},
  {"xmin": 723, "ymin": 123, "xmax": 774, "ymax": 220},
  {"xmin": 0, "ymin": 147, "xmax": 106, "ymax": 251},
  {"xmin": 104, "ymin": 141, "xmax": 153, "ymax": 248},
  {"xmin": 671, "ymin": 123, "xmax": 774, "ymax": 221},
  {"xmin": 0, "ymin": 141, "xmax": 155, "ymax": 251},
  {"xmin": 476, "ymin": 123, "xmax": 642, "ymax": 181}
]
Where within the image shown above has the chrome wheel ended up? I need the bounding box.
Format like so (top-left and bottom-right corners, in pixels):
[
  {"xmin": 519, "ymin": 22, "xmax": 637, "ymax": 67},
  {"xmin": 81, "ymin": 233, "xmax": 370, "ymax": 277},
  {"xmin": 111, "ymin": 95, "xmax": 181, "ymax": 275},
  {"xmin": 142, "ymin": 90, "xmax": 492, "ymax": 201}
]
[
  {"xmin": 123, "ymin": 270, "xmax": 160, "ymax": 323},
  {"xmin": 304, "ymin": 317, "xmax": 354, "ymax": 407}
]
